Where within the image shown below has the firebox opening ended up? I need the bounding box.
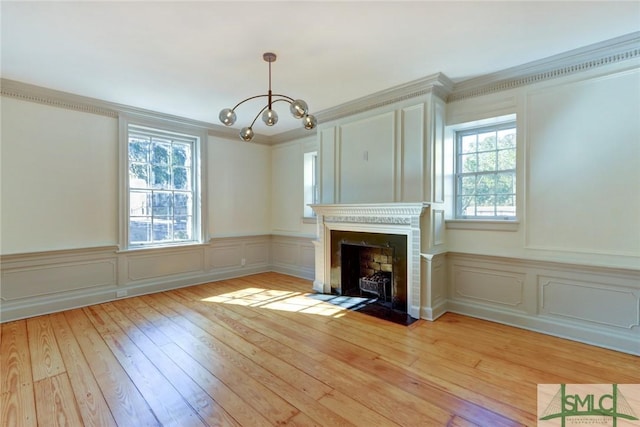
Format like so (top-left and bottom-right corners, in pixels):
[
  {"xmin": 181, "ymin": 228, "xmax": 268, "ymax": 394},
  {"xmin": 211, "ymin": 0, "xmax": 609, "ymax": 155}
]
[{"xmin": 331, "ymin": 230, "xmax": 408, "ymax": 314}]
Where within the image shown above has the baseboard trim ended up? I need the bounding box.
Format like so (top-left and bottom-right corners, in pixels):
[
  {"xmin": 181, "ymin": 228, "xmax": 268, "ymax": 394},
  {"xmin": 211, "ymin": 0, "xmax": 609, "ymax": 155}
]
[
  {"xmin": 447, "ymin": 299, "xmax": 640, "ymax": 356},
  {"xmin": 0, "ymin": 265, "xmax": 270, "ymax": 322}
]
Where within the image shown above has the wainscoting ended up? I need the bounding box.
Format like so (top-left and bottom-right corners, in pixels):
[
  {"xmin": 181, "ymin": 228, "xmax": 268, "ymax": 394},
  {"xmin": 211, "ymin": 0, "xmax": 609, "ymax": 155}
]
[
  {"xmin": 0, "ymin": 235, "xmax": 315, "ymax": 323},
  {"xmin": 1, "ymin": 241, "xmax": 638, "ymax": 355},
  {"xmin": 447, "ymin": 252, "xmax": 640, "ymax": 355}
]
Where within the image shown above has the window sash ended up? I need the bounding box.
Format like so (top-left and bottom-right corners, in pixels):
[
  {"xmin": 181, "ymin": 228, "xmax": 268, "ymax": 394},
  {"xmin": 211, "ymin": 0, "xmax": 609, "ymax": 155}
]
[
  {"xmin": 455, "ymin": 122, "xmax": 516, "ymax": 220},
  {"xmin": 127, "ymin": 125, "xmax": 199, "ymax": 247}
]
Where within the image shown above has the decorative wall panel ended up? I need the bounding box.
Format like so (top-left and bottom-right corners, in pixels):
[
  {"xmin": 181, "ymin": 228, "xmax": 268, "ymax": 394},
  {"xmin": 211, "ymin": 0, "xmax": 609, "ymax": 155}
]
[
  {"xmin": 453, "ymin": 265, "xmax": 525, "ymax": 309},
  {"xmin": 540, "ymin": 276, "xmax": 640, "ymax": 329},
  {"xmin": 127, "ymin": 249, "xmax": 204, "ymax": 281},
  {"xmin": 1, "ymin": 259, "xmax": 116, "ymax": 300}
]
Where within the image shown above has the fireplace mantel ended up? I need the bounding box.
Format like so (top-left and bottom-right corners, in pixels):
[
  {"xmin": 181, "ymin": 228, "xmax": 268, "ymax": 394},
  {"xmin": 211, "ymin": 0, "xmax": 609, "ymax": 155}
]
[
  {"xmin": 310, "ymin": 203, "xmax": 430, "ymax": 220},
  {"xmin": 310, "ymin": 203, "xmax": 442, "ymax": 319}
]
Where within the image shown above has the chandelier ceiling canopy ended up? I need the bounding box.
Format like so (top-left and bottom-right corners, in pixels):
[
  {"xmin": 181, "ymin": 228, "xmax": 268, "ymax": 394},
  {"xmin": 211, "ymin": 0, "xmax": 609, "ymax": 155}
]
[{"xmin": 219, "ymin": 52, "xmax": 317, "ymax": 142}]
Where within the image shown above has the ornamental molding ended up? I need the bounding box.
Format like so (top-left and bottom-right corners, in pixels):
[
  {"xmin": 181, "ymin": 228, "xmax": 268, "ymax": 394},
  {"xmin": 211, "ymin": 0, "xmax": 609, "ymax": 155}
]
[
  {"xmin": 311, "ymin": 203, "xmax": 429, "ymax": 219},
  {"xmin": 315, "ymin": 73, "xmax": 453, "ymax": 126},
  {"xmin": 324, "ymin": 215, "xmax": 412, "ymax": 225},
  {"xmin": 448, "ymin": 31, "xmax": 640, "ymax": 102}
]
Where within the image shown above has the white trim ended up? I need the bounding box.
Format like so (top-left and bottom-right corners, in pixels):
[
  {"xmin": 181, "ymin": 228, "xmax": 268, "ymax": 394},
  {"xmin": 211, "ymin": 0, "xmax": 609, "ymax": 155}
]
[{"xmin": 446, "ymin": 219, "xmax": 519, "ymax": 231}]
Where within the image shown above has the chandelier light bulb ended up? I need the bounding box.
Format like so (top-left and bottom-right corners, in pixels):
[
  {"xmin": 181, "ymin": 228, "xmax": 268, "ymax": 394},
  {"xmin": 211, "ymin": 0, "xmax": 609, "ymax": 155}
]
[
  {"xmin": 302, "ymin": 114, "xmax": 317, "ymax": 130},
  {"xmin": 239, "ymin": 127, "xmax": 254, "ymax": 141},
  {"xmin": 219, "ymin": 108, "xmax": 236, "ymax": 126},
  {"xmin": 262, "ymin": 109, "xmax": 279, "ymax": 126},
  {"xmin": 289, "ymin": 99, "xmax": 308, "ymax": 119}
]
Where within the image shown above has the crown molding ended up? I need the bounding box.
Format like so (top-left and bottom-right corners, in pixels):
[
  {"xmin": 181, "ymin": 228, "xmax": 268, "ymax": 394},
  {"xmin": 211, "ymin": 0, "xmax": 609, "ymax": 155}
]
[
  {"xmin": 449, "ymin": 31, "xmax": 640, "ymax": 102},
  {"xmin": 315, "ymin": 72, "xmax": 454, "ymax": 126}
]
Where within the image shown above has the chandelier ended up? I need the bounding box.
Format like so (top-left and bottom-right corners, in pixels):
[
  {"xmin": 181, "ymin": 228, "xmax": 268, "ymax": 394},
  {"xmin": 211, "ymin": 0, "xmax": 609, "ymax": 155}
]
[{"xmin": 218, "ymin": 52, "xmax": 317, "ymax": 142}]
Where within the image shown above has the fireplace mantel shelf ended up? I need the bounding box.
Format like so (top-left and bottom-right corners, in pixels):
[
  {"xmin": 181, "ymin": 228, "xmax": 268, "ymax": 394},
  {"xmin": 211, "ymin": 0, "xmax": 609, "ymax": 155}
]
[{"xmin": 310, "ymin": 203, "xmax": 430, "ymax": 218}]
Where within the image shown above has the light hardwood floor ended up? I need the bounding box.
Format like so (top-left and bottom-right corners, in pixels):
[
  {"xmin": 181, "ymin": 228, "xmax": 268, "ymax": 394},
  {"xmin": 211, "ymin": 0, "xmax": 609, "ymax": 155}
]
[{"xmin": 1, "ymin": 272, "xmax": 638, "ymax": 426}]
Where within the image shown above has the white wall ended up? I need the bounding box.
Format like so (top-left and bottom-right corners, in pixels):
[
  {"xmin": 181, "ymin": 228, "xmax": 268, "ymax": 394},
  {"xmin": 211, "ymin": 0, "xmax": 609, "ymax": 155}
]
[
  {"xmin": 270, "ymin": 135, "xmax": 317, "ymax": 237},
  {"xmin": 1, "ymin": 97, "xmax": 118, "ymax": 254},
  {"xmin": 208, "ymin": 136, "xmax": 271, "ymax": 237}
]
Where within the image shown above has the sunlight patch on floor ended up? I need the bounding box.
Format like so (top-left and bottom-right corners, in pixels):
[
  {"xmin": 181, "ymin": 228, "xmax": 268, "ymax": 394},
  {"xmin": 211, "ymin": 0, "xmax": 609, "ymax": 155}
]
[{"xmin": 200, "ymin": 287, "xmax": 373, "ymax": 317}]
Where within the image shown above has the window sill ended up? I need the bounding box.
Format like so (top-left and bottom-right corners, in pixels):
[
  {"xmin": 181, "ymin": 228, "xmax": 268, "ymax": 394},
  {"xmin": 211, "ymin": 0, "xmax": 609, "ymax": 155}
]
[
  {"xmin": 302, "ymin": 216, "xmax": 317, "ymax": 224},
  {"xmin": 445, "ymin": 219, "xmax": 519, "ymax": 231},
  {"xmin": 116, "ymin": 241, "xmax": 208, "ymax": 254}
]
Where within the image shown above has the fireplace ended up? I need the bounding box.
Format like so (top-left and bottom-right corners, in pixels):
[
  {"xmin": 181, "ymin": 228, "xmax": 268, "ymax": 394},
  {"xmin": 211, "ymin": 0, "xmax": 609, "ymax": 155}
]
[
  {"xmin": 333, "ymin": 230, "xmax": 407, "ymax": 312},
  {"xmin": 310, "ymin": 203, "xmax": 443, "ymax": 319}
]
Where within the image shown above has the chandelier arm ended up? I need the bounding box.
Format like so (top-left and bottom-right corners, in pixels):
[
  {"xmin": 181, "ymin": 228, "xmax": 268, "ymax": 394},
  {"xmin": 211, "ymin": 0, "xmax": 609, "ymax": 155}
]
[
  {"xmin": 249, "ymin": 104, "xmax": 272, "ymax": 129},
  {"xmin": 231, "ymin": 94, "xmax": 270, "ymax": 111},
  {"xmin": 271, "ymin": 94, "xmax": 296, "ymax": 102},
  {"xmin": 269, "ymin": 98, "xmax": 294, "ymax": 106}
]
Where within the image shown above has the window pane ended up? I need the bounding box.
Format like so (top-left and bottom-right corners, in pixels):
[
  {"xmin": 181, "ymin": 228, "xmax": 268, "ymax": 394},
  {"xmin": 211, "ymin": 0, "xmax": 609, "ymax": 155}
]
[
  {"xmin": 129, "ymin": 137, "xmax": 150, "ymax": 162},
  {"xmin": 477, "ymin": 131, "xmax": 496, "ymax": 151},
  {"xmin": 172, "ymin": 144, "xmax": 191, "ymax": 167},
  {"xmin": 460, "ymin": 154, "xmax": 477, "ymax": 173},
  {"xmin": 172, "ymin": 167, "xmax": 189, "ymax": 190},
  {"xmin": 461, "ymin": 134, "xmax": 477, "ymax": 153},
  {"xmin": 152, "ymin": 142, "xmax": 170, "ymax": 165},
  {"xmin": 477, "ymin": 151, "xmax": 496, "ymax": 172},
  {"xmin": 152, "ymin": 165, "xmax": 171, "ymax": 188},
  {"xmin": 130, "ymin": 191, "xmax": 151, "ymax": 216},
  {"xmin": 129, "ymin": 218, "xmax": 151, "ymax": 244},
  {"xmin": 174, "ymin": 193, "xmax": 192, "ymax": 216},
  {"xmin": 459, "ymin": 175, "xmax": 476, "ymax": 195},
  {"xmin": 152, "ymin": 192, "xmax": 172, "ymax": 216},
  {"xmin": 458, "ymin": 196, "xmax": 476, "ymax": 217},
  {"xmin": 129, "ymin": 163, "xmax": 150, "ymax": 188},
  {"xmin": 497, "ymin": 129, "xmax": 516, "ymax": 149},
  {"xmin": 477, "ymin": 174, "xmax": 496, "ymax": 196},
  {"xmin": 497, "ymin": 148, "xmax": 516, "ymax": 170},
  {"xmin": 174, "ymin": 216, "xmax": 192, "ymax": 240},
  {"xmin": 153, "ymin": 217, "xmax": 173, "ymax": 242},
  {"xmin": 496, "ymin": 172, "xmax": 515, "ymax": 193}
]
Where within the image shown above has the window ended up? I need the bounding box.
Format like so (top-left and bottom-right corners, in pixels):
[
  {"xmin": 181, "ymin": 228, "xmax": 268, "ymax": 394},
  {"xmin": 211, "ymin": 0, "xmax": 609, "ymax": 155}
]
[
  {"xmin": 455, "ymin": 121, "xmax": 516, "ymax": 220},
  {"xmin": 303, "ymin": 151, "xmax": 318, "ymax": 218},
  {"xmin": 124, "ymin": 122, "xmax": 203, "ymax": 248}
]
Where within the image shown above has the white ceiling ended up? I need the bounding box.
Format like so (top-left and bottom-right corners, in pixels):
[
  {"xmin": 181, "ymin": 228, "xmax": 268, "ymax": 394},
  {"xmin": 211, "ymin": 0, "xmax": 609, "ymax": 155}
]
[{"xmin": 2, "ymin": 1, "xmax": 639, "ymax": 136}]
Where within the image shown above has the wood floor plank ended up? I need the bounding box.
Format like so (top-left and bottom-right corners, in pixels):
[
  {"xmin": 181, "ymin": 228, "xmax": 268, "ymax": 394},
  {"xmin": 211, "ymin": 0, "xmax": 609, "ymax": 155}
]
[
  {"xmin": 33, "ymin": 373, "xmax": 84, "ymax": 426},
  {"xmin": 168, "ymin": 287, "xmax": 335, "ymax": 399},
  {"xmin": 1, "ymin": 321, "xmax": 37, "ymax": 427},
  {"xmin": 26, "ymin": 316, "xmax": 65, "ymax": 382},
  {"xmin": 48, "ymin": 312, "xmax": 117, "ymax": 427},
  {"xmin": 103, "ymin": 300, "xmax": 242, "ymax": 427},
  {"xmin": 136, "ymin": 294, "xmax": 301, "ymax": 426},
  {"xmin": 63, "ymin": 308, "xmax": 161, "ymax": 427},
  {"xmin": 83, "ymin": 304, "xmax": 208, "ymax": 427},
  {"xmin": 2, "ymin": 272, "xmax": 639, "ymax": 427}
]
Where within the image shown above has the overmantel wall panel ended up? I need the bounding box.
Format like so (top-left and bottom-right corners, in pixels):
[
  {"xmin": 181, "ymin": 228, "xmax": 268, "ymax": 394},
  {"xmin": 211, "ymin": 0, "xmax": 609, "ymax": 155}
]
[
  {"xmin": 318, "ymin": 93, "xmax": 443, "ymax": 207},
  {"xmin": 338, "ymin": 111, "xmax": 396, "ymax": 203}
]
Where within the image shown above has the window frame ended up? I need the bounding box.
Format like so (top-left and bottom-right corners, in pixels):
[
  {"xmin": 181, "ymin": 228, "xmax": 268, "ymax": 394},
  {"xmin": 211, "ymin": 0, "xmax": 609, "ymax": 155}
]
[
  {"xmin": 119, "ymin": 115, "xmax": 207, "ymax": 250},
  {"xmin": 303, "ymin": 150, "xmax": 319, "ymax": 220},
  {"xmin": 446, "ymin": 114, "xmax": 519, "ymax": 231}
]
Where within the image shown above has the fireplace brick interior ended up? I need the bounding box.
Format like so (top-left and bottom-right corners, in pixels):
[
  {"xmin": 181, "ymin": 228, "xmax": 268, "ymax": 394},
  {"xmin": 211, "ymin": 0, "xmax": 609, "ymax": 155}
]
[{"xmin": 331, "ymin": 230, "xmax": 408, "ymax": 312}]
